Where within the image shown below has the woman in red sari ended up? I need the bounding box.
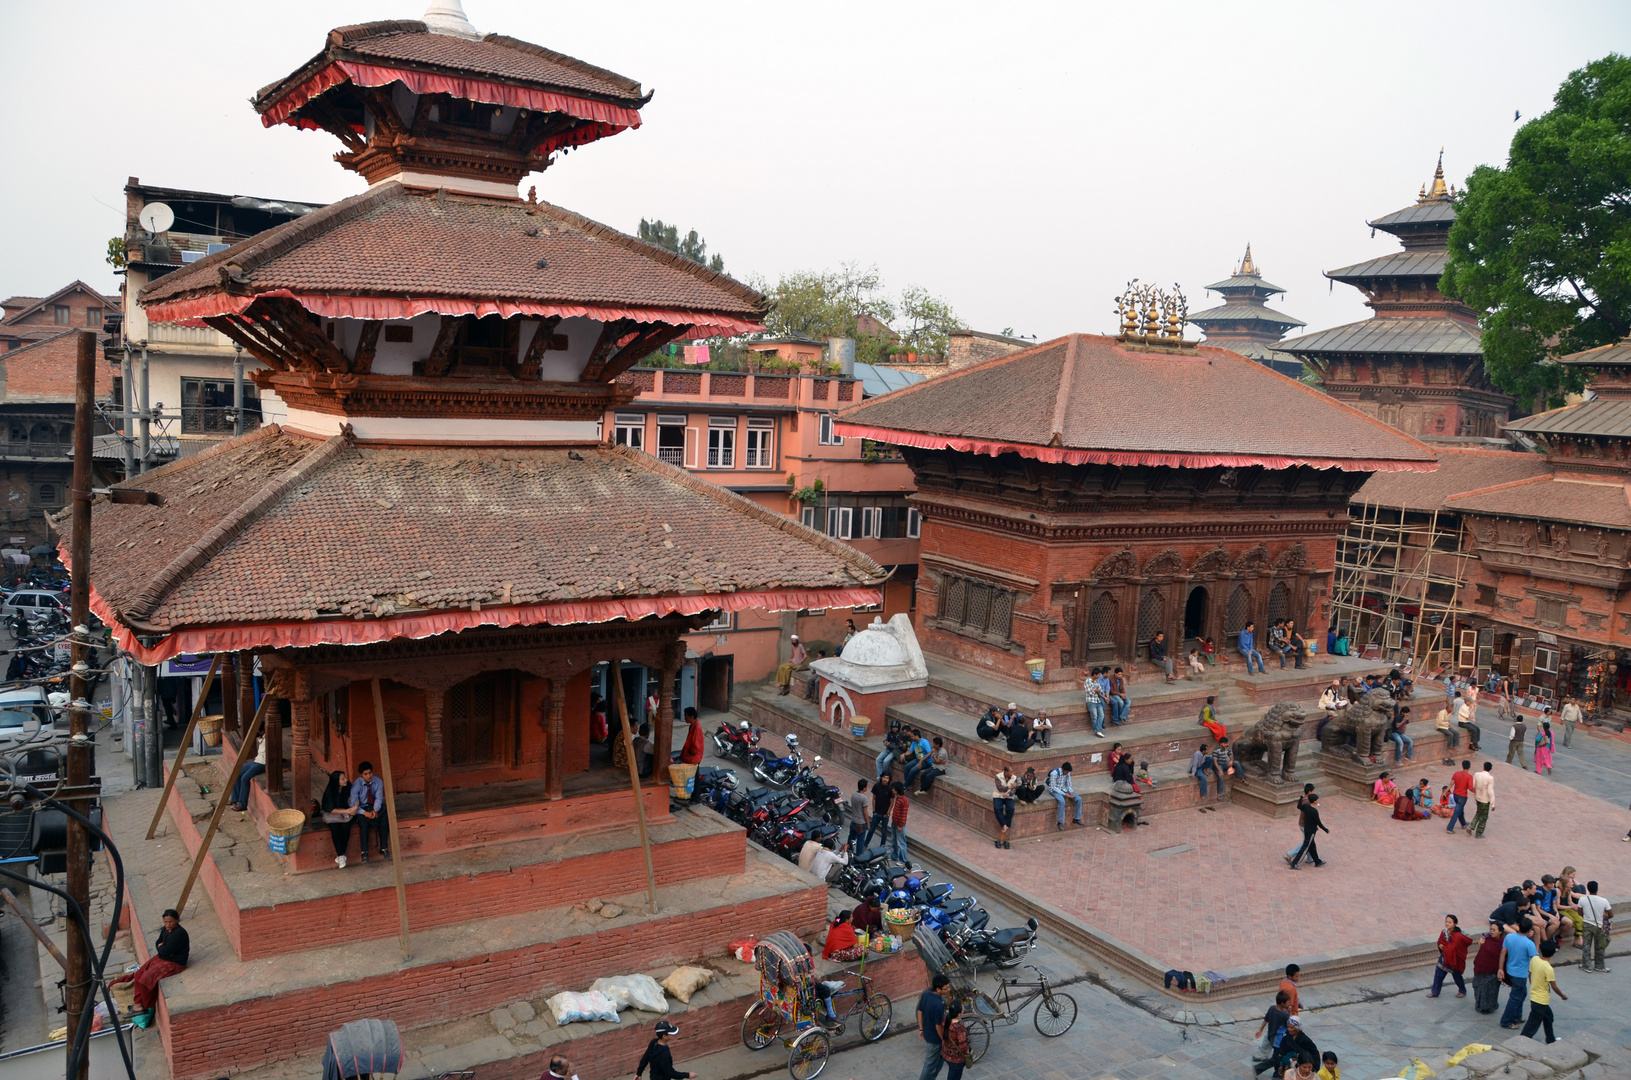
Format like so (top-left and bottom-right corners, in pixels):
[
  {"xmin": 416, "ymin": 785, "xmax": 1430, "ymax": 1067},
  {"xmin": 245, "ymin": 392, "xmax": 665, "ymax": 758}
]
[
  {"xmin": 111, "ymin": 909, "xmax": 188, "ymax": 1017},
  {"xmin": 822, "ymin": 910, "xmax": 864, "ymax": 961}
]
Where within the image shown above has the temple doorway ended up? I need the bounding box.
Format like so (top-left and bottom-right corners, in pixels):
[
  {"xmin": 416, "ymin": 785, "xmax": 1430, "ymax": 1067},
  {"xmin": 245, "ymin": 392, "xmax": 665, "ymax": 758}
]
[
  {"xmin": 1184, "ymin": 586, "xmax": 1209, "ymax": 642},
  {"xmin": 699, "ymin": 656, "xmax": 733, "ymax": 712}
]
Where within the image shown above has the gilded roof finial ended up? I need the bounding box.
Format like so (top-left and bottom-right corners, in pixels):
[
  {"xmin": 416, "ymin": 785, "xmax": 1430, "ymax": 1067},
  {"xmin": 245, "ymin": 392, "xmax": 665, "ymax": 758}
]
[
  {"xmin": 1420, "ymin": 149, "xmax": 1450, "ymax": 203},
  {"xmin": 1239, "ymin": 243, "xmax": 1257, "ymax": 277}
]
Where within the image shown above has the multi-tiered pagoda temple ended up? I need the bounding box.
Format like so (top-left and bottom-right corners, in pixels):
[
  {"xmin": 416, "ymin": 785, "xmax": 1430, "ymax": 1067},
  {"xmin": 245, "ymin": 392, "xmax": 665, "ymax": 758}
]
[
  {"xmin": 1188, "ymin": 245, "xmax": 1306, "ymax": 377},
  {"xmin": 74, "ymin": 7, "xmax": 888, "ymax": 1078},
  {"xmin": 1280, "ymin": 156, "xmax": 1513, "ymax": 441}
]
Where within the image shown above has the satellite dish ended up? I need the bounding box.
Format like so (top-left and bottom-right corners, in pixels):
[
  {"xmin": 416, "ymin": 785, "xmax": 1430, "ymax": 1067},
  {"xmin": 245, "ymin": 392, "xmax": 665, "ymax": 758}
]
[{"xmin": 138, "ymin": 203, "xmax": 174, "ymax": 235}]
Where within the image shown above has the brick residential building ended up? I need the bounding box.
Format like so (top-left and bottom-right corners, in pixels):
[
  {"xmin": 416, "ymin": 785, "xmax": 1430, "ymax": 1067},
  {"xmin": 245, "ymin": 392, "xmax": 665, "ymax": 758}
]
[
  {"xmin": 0, "ymin": 281, "xmax": 116, "ymax": 353},
  {"xmin": 1280, "ymin": 156, "xmax": 1515, "ymax": 442}
]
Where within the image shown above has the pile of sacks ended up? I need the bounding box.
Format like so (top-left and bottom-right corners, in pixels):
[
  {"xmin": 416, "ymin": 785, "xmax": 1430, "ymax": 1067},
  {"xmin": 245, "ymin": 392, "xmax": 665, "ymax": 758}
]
[{"xmin": 545, "ymin": 966, "xmax": 715, "ymax": 1026}]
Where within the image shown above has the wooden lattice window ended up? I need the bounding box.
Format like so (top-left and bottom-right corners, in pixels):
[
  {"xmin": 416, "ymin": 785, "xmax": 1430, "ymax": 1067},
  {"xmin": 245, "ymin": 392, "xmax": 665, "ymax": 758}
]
[
  {"xmin": 1226, "ymin": 586, "xmax": 1251, "ymax": 636},
  {"xmin": 941, "ymin": 577, "xmax": 966, "ymax": 625},
  {"xmin": 1135, "ymin": 589, "xmax": 1164, "ymax": 653},
  {"xmin": 966, "ymin": 581, "xmax": 994, "ymax": 632},
  {"xmin": 938, "ymin": 573, "xmax": 1016, "ymax": 642},
  {"xmin": 1086, "ymin": 592, "xmax": 1116, "ymax": 652},
  {"xmin": 1268, "ymin": 582, "xmax": 1290, "ymax": 625},
  {"xmin": 1536, "ymin": 597, "xmax": 1566, "ymax": 628},
  {"xmin": 989, "ymin": 591, "xmax": 1015, "ymax": 640},
  {"xmin": 445, "ymin": 674, "xmax": 517, "ymax": 768}
]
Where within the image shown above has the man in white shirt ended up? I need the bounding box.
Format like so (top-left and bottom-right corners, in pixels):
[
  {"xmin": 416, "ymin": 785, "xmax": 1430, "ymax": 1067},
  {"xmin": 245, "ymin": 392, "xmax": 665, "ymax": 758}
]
[
  {"xmin": 1561, "ymin": 697, "xmax": 1583, "ymax": 748},
  {"xmin": 1579, "ymin": 880, "xmax": 1612, "ymax": 973},
  {"xmin": 1470, "ymin": 762, "xmax": 1495, "ymax": 838}
]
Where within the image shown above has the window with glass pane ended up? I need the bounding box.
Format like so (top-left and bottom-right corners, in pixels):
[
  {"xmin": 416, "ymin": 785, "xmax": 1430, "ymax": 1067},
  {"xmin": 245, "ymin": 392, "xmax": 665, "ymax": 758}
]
[
  {"xmin": 656, "ymin": 415, "xmax": 686, "ymax": 466},
  {"xmin": 181, "ymin": 377, "xmax": 260, "ymax": 434},
  {"xmin": 819, "ymin": 414, "xmax": 843, "ymax": 445},
  {"xmin": 745, "ymin": 419, "xmax": 774, "ymax": 468},
  {"xmin": 613, "ymin": 412, "xmax": 645, "ymax": 450},
  {"xmin": 707, "ymin": 418, "xmax": 735, "ymax": 467}
]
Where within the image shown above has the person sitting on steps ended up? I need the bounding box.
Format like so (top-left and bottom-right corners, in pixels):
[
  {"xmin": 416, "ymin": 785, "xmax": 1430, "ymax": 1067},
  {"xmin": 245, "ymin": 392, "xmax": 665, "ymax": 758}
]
[
  {"xmin": 1047, "ymin": 761, "xmax": 1084, "ymax": 830},
  {"xmin": 1149, "ymin": 631, "xmax": 1176, "ymax": 683}
]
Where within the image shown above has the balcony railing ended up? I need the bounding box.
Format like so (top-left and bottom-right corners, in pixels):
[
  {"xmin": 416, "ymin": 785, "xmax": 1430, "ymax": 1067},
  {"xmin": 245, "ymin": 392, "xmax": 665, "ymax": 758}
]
[
  {"xmin": 656, "ymin": 447, "xmax": 684, "ymax": 466},
  {"xmin": 148, "ymin": 322, "xmax": 223, "ymax": 347}
]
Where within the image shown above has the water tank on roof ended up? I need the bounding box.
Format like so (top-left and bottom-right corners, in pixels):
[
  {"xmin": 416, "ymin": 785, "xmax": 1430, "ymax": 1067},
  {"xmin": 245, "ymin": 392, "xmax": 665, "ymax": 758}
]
[{"xmin": 828, "ymin": 337, "xmax": 855, "ymax": 377}]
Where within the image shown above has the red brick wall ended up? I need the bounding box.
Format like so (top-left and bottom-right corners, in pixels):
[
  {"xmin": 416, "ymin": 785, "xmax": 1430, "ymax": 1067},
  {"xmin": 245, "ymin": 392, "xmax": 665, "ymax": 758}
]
[{"xmin": 0, "ymin": 329, "xmax": 113, "ymax": 396}]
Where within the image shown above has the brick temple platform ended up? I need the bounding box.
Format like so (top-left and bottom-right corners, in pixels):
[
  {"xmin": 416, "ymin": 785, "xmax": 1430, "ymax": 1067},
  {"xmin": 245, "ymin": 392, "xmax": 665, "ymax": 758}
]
[
  {"xmin": 118, "ymin": 780, "xmax": 832, "ymax": 1080},
  {"xmin": 746, "ymin": 657, "xmax": 1627, "ymax": 995}
]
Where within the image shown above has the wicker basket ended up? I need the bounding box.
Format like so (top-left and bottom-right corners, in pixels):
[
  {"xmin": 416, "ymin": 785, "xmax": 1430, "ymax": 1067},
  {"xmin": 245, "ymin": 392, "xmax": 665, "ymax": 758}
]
[
  {"xmin": 883, "ymin": 910, "xmax": 920, "ymax": 935},
  {"xmin": 196, "ymin": 715, "xmax": 224, "ymax": 747},
  {"xmin": 266, "ymin": 808, "xmax": 306, "ymax": 855}
]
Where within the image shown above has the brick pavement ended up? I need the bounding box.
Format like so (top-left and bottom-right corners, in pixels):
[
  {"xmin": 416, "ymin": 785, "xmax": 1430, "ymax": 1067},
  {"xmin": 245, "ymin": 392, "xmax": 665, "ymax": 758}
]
[{"xmin": 755, "ymin": 719, "xmax": 1631, "ymax": 973}]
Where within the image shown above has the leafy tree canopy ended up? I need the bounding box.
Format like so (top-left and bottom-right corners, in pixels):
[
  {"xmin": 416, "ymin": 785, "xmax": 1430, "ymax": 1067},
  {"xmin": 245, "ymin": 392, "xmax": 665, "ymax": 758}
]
[
  {"xmin": 1442, "ymin": 53, "xmax": 1631, "ymax": 407},
  {"xmin": 638, "ymin": 217, "xmax": 724, "ymax": 273},
  {"xmin": 759, "ymin": 264, "xmax": 961, "ymax": 362}
]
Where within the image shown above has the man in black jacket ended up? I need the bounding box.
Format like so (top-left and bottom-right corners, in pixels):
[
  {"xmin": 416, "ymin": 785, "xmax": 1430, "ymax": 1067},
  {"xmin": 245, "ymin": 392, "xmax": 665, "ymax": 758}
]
[
  {"xmin": 1150, "ymin": 631, "xmax": 1176, "ymax": 683},
  {"xmin": 635, "ymin": 1021, "xmax": 696, "ymax": 1080},
  {"xmin": 1288, "ymin": 793, "xmax": 1329, "ymax": 869}
]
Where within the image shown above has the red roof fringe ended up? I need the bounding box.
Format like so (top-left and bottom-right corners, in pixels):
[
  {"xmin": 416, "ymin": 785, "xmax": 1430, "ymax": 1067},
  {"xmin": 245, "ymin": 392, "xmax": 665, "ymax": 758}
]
[{"xmin": 834, "ymin": 423, "xmax": 1438, "ymax": 473}]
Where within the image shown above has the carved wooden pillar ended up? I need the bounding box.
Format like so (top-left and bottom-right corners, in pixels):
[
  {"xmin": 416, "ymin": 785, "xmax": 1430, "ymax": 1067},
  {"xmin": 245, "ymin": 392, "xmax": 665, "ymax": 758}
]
[
  {"xmin": 264, "ymin": 668, "xmax": 286, "ymax": 796},
  {"xmin": 221, "ymin": 655, "xmax": 238, "ymax": 737},
  {"xmin": 423, "ymin": 686, "xmax": 446, "ymax": 817},
  {"xmin": 1117, "ymin": 582, "xmax": 1139, "ymax": 662},
  {"xmin": 654, "ymin": 651, "xmax": 681, "ymax": 786},
  {"xmin": 290, "ymin": 669, "xmax": 312, "ymax": 812},
  {"xmin": 238, "ymin": 653, "xmax": 256, "ymax": 744},
  {"xmin": 545, "ymin": 679, "xmax": 567, "ymax": 800}
]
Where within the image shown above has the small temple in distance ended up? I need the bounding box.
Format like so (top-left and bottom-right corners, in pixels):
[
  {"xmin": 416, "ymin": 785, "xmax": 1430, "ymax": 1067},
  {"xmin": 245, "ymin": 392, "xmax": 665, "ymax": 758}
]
[
  {"xmin": 1187, "ymin": 245, "xmax": 1307, "ymax": 378},
  {"xmin": 1280, "ymin": 154, "xmax": 1514, "ymax": 442},
  {"xmin": 74, "ymin": 6, "xmax": 894, "ymax": 1078}
]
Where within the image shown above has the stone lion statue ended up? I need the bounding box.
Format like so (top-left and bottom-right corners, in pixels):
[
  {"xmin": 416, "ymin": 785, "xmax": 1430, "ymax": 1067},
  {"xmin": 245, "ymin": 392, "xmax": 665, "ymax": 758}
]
[
  {"xmin": 1318, "ymin": 686, "xmax": 1394, "ymax": 763},
  {"xmin": 1231, "ymin": 702, "xmax": 1307, "ymax": 783}
]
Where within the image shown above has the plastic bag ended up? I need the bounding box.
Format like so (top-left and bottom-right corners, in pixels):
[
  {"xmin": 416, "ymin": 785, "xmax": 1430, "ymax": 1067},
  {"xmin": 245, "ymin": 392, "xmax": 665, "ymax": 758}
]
[
  {"xmin": 590, "ymin": 975, "xmax": 669, "ymax": 1014},
  {"xmin": 546, "ymin": 990, "xmax": 621, "ymax": 1025},
  {"xmin": 730, "ymin": 937, "xmax": 757, "ymax": 962},
  {"xmin": 660, "ymin": 965, "xmax": 712, "ymax": 1004}
]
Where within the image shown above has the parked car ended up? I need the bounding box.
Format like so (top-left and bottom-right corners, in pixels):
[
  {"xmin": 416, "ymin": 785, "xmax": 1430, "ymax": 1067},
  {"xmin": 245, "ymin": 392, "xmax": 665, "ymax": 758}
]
[
  {"xmin": 0, "ymin": 686, "xmax": 56, "ymax": 730},
  {"xmin": 3, "ymin": 590, "xmax": 68, "ymax": 620}
]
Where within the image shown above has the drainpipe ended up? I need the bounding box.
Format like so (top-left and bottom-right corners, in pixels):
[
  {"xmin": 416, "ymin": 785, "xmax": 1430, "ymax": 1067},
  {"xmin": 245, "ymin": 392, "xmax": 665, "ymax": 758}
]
[
  {"xmin": 120, "ymin": 345, "xmax": 135, "ymax": 477},
  {"xmin": 138, "ymin": 344, "xmax": 150, "ymax": 474}
]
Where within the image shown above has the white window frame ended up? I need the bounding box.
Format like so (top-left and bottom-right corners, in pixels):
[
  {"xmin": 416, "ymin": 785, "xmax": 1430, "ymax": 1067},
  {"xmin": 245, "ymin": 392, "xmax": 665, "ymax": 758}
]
[
  {"xmin": 818, "ymin": 414, "xmax": 843, "ymax": 446},
  {"xmin": 800, "ymin": 506, "xmax": 816, "ymax": 529},
  {"xmin": 744, "ymin": 418, "xmax": 775, "ymax": 469},
  {"xmin": 907, "ymin": 508, "xmax": 922, "ymax": 538},
  {"xmin": 613, "ymin": 412, "xmax": 645, "ymax": 451},
  {"xmin": 699, "ymin": 609, "xmax": 732, "ymax": 632},
  {"xmin": 655, "ymin": 414, "xmax": 687, "ymax": 467},
  {"xmin": 707, "ymin": 416, "xmax": 736, "ymax": 469},
  {"xmin": 826, "ymin": 506, "xmax": 853, "ymax": 540},
  {"xmin": 859, "ymin": 506, "xmax": 880, "ymax": 540},
  {"xmin": 1534, "ymin": 645, "xmax": 1559, "ymax": 674}
]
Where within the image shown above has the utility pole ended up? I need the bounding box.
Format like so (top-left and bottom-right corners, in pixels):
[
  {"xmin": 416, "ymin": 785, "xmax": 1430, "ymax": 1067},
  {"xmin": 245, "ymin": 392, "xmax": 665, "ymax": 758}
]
[
  {"xmin": 138, "ymin": 343, "xmax": 150, "ymax": 474},
  {"xmin": 64, "ymin": 330, "xmax": 96, "ymax": 1080},
  {"xmin": 233, "ymin": 342, "xmax": 245, "ymax": 437},
  {"xmin": 120, "ymin": 344, "xmax": 135, "ymax": 478}
]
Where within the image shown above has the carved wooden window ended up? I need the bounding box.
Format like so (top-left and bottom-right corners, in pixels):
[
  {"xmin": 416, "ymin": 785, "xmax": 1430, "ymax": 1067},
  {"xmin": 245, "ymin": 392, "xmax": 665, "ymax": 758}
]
[
  {"xmin": 1268, "ymin": 582, "xmax": 1290, "ymax": 625},
  {"xmin": 446, "ymin": 674, "xmax": 517, "ymax": 768},
  {"xmin": 966, "ymin": 582, "xmax": 993, "ymax": 632},
  {"xmin": 1135, "ymin": 589, "xmax": 1164, "ymax": 652},
  {"xmin": 941, "ymin": 577, "xmax": 967, "ymax": 625},
  {"xmin": 989, "ymin": 590, "xmax": 1015, "ymax": 640},
  {"xmin": 937, "ymin": 573, "xmax": 1015, "ymax": 642},
  {"xmin": 1225, "ymin": 586, "xmax": 1251, "ymax": 643},
  {"xmin": 1536, "ymin": 597, "xmax": 1566, "ymax": 628},
  {"xmin": 1086, "ymin": 592, "xmax": 1116, "ymax": 652}
]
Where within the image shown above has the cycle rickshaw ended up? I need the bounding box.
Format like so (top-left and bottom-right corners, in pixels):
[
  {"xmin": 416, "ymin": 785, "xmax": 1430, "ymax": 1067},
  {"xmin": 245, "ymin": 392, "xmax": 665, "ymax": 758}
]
[
  {"xmin": 740, "ymin": 930, "xmax": 893, "ymax": 1079},
  {"xmin": 913, "ymin": 925, "xmax": 1077, "ymax": 1062}
]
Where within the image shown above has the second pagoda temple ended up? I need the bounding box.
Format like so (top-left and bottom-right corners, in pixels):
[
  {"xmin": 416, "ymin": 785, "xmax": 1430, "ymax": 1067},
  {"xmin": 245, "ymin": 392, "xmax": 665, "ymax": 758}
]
[
  {"xmin": 1279, "ymin": 155, "xmax": 1514, "ymax": 441},
  {"xmin": 1188, "ymin": 245, "xmax": 1306, "ymax": 377}
]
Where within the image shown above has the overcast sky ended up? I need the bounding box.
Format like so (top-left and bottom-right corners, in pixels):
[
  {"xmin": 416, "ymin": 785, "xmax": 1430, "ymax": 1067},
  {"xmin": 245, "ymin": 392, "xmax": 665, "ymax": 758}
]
[{"xmin": 2, "ymin": 1, "xmax": 1625, "ymax": 342}]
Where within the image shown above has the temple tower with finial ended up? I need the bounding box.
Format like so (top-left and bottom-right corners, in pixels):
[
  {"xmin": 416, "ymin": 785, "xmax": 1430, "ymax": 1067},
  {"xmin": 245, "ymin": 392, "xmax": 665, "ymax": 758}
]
[
  {"xmin": 1188, "ymin": 245, "xmax": 1307, "ymax": 377},
  {"xmin": 1279, "ymin": 153, "xmax": 1513, "ymax": 440}
]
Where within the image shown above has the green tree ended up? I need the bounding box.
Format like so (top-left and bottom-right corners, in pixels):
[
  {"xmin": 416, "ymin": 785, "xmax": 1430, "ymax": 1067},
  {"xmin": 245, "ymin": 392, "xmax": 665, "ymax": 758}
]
[
  {"xmin": 1442, "ymin": 53, "xmax": 1631, "ymax": 407},
  {"xmin": 898, "ymin": 285, "xmax": 961, "ymax": 355},
  {"xmin": 762, "ymin": 264, "xmax": 894, "ymax": 341},
  {"xmin": 638, "ymin": 217, "xmax": 725, "ymax": 273}
]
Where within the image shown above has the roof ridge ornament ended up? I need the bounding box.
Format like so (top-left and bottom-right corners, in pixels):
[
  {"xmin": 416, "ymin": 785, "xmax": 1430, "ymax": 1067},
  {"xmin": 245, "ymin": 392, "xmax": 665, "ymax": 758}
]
[
  {"xmin": 1419, "ymin": 149, "xmax": 1454, "ymax": 204},
  {"xmin": 422, "ymin": 0, "xmax": 481, "ymax": 39},
  {"xmin": 1113, "ymin": 281, "xmax": 1193, "ymax": 351},
  {"xmin": 1239, "ymin": 243, "xmax": 1257, "ymax": 277}
]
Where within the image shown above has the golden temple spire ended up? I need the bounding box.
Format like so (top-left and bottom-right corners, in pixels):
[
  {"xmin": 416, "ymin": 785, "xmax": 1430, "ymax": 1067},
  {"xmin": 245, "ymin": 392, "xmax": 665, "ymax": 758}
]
[
  {"xmin": 1238, "ymin": 243, "xmax": 1257, "ymax": 277},
  {"xmin": 1419, "ymin": 150, "xmax": 1451, "ymax": 203}
]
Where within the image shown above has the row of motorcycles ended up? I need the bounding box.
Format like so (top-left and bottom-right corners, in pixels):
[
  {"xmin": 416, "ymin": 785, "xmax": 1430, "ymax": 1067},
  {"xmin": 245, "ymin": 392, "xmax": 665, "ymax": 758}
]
[
  {"xmin": 5, "ymin": 607, "xmax": 73, "ymax": 683},
  {"xmin": 687, "ymin": 717, "xmax": 1039, "ymax": 971}
]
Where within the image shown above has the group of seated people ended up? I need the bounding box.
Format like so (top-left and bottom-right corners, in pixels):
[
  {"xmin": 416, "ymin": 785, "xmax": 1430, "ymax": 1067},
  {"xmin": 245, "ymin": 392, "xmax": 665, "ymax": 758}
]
[
  {"xmin": 975, "ymin": 703, "xmax": 1052, "ymax": 752},
  {"xmin": 1370, "ymin": 771, "xmax": 1446, "ymax": 821},
  {"xmin": 872, "ymin": 718, "xmax": 949, "ymax": 791},
  {"xmin": 1466, "ymin": 871, "xmax": 1611, "ymax": 1036}
]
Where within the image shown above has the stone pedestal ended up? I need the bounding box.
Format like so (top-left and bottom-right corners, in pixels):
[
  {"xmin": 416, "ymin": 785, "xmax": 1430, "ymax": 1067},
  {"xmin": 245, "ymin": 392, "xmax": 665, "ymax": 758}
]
[
  {"xmin": 1106, "ymin": 780, "xmax": 1142, "ymax": 832},
  {"xmin": 1319, "ymin": 748, "xmax": 1393, "ymax": 799},
  {"xmin": 1229, "ymin": 772, "xmax": 1306, "ymax": 818}
]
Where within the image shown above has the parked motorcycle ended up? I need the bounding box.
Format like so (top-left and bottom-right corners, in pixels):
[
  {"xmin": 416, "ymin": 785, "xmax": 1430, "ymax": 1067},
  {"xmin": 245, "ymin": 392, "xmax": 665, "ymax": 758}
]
[
  {"xmin": 750, "ymin": 733, "xmax": 804, "ymax": 787},
  {"xmin": 710, "ymin": 718, "xmax": 760, "ymax": 764},
  {"xmin": 945, "ymin": 915, "xmax": 1039, "ymax": 969},
  {"xmin": 768, "ymin": 818, "xmax": 841, "ymax": 861},
  {"xmin": 689, "ymin": 765, "xmax": 739, "ymax": 811},
  {"xmin": 789, "ymin": 757, "xmax": 845, "ymax": 826}
]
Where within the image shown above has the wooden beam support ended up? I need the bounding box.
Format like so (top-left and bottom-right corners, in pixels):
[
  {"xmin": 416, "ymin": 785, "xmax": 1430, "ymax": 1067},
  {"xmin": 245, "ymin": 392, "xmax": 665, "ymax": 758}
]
[
  {"xmin": 238, "ymin": 653, "xmax": 256, "ymax": 743},
  {"xmin": 599, "ymin": 323, "xmax": 692, "ymax": 384},
  {"xmin": 352, "ymin": 320, "xmax": 383, "ymax": 375},
  {"xmin": 610, "ymin": 660, "xmax": 659, "ymax": 915},
  {"xmin": 260, "ymin": 297, "xmax": 352, "ymax": 374},
  {"xmin": 518, "ymin": 316, "xmax": 562, "ymax": 381},
  {"xmin": 264, "ymin": 675, "xmax": 284, "ymax": 796},
  {"xmin": 654, "ymin": 653, "xmax": 678, "ymax": 787},
  {"xmin": 578, "ymin": 319, "xmax": 633, "ymax": 382},
  {"xmin": 370, "ymin": 678, "xmax": 412, "ymax": 960},
  {"xmin": 299, "ymin": 97, "xmax": 368, "ymax": 152},
  {"xmin": 221, "ymin": 654, "xmax": 238, "ymax": 739},
  {"xmin": 423, "ymin": 687, "xmax": 445, "ymax": 817},
  {"xmin": 145, "ymin": 654, "xmax": 223, "ymax": 840},
  {"xmin": 356, "ymin": 84, "xmax": 408, "ymax": 140},
  {"xmin": 423, "ymin": 315, "xmax": 465, "ymax": 377},
  {"xmin": 176, "ymin": 692, "xmax": 272, "ymax": 915},
  {"xmin": 203, "ymin": 316, "xmax": 291, "ymax": 372}
]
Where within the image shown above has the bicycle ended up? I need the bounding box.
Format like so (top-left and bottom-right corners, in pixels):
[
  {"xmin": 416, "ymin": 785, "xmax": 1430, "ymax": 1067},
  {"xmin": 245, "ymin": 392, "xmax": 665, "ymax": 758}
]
[
  {"xmin": 954, "ymin": 964, "xmax": 1077, "ymax": 1062},
  {"xmin": 741, "ymin": 967, "xmax": 892, "ymax": 1079}
]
